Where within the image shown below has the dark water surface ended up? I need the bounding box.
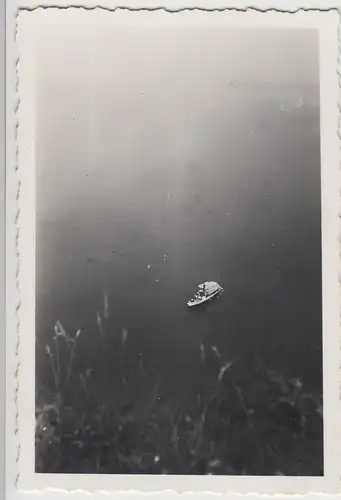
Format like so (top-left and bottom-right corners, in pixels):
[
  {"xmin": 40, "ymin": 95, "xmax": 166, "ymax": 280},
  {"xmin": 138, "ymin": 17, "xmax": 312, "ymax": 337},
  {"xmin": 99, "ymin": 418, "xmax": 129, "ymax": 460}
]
[{"xmin": 36, "ymin": 84, "xmax": 322, "ymax": 397}]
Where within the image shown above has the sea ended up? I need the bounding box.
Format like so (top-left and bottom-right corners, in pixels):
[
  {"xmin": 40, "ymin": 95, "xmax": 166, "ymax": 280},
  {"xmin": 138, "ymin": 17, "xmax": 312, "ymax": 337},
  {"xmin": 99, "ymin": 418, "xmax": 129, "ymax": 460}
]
[{"xmin": 35, "ymin": 83, "xmax": 322, "ymax": 399}]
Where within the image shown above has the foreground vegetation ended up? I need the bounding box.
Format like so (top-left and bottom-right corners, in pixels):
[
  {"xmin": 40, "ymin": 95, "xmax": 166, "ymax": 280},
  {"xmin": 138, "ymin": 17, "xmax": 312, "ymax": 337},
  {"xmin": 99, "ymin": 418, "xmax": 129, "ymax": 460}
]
[{"xmin": 36, "ymin": 296, "xmax": 323, "ymax": 475}]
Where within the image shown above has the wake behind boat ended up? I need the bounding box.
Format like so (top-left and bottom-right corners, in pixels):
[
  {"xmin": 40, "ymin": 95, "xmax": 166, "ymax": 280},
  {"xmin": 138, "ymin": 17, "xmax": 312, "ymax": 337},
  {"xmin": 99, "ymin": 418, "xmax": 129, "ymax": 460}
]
[{"xmin": 187, "ymin": 281, "xmax": 224, "ymax": 308}]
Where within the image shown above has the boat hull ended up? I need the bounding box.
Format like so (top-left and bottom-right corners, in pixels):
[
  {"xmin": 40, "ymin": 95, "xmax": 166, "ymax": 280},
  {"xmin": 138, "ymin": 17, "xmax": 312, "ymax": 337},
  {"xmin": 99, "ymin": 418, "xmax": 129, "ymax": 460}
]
[{"xmin": 187, "ymin": 288, "xmax": 223, "ymax": 307}]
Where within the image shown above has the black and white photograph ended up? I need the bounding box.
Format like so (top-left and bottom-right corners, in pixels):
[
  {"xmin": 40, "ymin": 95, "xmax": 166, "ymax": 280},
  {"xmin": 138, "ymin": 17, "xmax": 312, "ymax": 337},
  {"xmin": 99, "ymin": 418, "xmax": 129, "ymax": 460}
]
[
  {"xmin": 30, "ymin": 14, "xmax": 326, "ymax": 477},
  {"xmin": 11, "ymin": 4, "xmax": 341, "ymax": 495}
]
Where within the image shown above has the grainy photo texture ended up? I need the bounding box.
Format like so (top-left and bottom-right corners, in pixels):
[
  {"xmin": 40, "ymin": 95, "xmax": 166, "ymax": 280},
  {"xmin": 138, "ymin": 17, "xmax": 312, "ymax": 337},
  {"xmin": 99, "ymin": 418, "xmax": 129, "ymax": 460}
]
[
  {"xmin": 34, "ymin": 22, "xmax": 323, "ymax": 476},
  {"xmin": 15, "ymin": 8, "xmax": 341, "ymax": 493}
]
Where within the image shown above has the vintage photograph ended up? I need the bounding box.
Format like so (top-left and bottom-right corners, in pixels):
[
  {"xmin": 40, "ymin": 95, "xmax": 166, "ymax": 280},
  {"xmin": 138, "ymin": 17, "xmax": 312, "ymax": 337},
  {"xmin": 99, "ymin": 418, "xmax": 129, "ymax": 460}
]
[
  {"xmin": 12, "ymin": 7, "xmax": 341, "ymax": 492},
  {"xmin": 12, "ymin": 4, "xmax": 341, "ymax": 494},
  {"xmin": 32, "ymin": 16, "xmax": 324, "ymax": 476}
]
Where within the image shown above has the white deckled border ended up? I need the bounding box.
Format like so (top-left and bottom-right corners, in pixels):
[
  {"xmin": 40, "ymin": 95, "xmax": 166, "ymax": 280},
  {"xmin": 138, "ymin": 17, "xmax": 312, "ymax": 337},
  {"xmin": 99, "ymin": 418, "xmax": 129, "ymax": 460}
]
[
  {"xmin": 8, "ymin": 5, "xmax": 341, "ymax": 499},
  {"xmin": 6, "ymin": 0, "xmax": 341, "ymax": 12}
]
